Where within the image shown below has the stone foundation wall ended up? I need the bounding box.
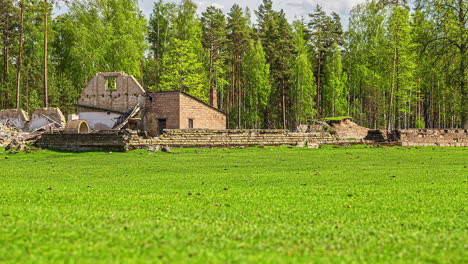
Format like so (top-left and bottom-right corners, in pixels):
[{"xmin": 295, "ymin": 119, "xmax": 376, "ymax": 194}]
[
  {"xmin": 129, "ymin": 129, "xmax": 359, "ymax": 149},
  {"xmin": 37, "ymin": 132, "xmax": 130, "ymax": 152},
  {"xmin": 400, "ymin": 129, "xmax": 468, "ymax": 147},
  {"xmin": 36, "ymin": 129, "xmax": 365, "ymax": 152}
]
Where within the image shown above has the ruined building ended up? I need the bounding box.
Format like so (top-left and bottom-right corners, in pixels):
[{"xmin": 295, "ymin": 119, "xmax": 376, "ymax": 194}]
[{"xmin": 76, "ymin": 72, "xmax": 226, "ymax": 136}]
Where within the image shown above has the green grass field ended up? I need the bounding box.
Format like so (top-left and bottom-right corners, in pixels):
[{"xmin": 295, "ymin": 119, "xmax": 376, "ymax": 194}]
[{"xmin": 0, "ymin": 146, "xmax": 466, "ymax": 263}]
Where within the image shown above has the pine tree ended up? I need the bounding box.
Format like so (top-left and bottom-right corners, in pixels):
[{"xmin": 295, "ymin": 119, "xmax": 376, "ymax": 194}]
[
  {"xmin": 226, "ymin": 4, "xmax": 251, "ymax": 128},
  {"xmin": 256, "ymin": 1, "xmax": 295, "ymax": 128},
  {"xmin": 308, "ymin": 5, "xmax": 343, "ymax": 117},
  {"xmin": 0, "ymin": 0, "xmax": 17, "ymax": 109},
  {"xmin": 201, "ymin": 6, "xmax": 228, "ymax": 107}
]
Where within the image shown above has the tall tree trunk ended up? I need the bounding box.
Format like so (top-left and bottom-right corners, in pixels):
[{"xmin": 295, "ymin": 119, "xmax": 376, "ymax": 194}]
[
  {"xmin": 16, "ymin": 3, "xmax": 25, "ymax": 110},
  {"xmin": 209, "ymin": 47, "xmax": 214, "ymax": 89},
  {"xmin": 460, "ymin": 43, "xmax": 467, "ymax": 128},
  {"xmin": 282, "ymin": 79, "xmax": 286, "ymax": 129},
  {"xmin": 459, "ymin": 0, "xmax": 467, "ymax": 128},
  {"xmin": 316, "ymin": 50, "xmax": 322, "ymax": 118},
  {"xmin": 237, "ymin": 62, "xmax": 241, "ymax": 128},
  {"xmin": 2, "ymin": 39, "xmax": 9, "ymax": 108},
  {"xmin": 388, "ymin": 47, "xmax": 397, "ymax": 130},
  {"xmin": 43, "ymin": 0, "xmax": 49, "ymax": 108}
]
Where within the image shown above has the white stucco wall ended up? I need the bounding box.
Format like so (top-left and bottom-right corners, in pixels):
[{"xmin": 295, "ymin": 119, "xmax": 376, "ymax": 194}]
[{"xmin": 79, "ymin": 112, "xmax": 120, "ymax": 130}]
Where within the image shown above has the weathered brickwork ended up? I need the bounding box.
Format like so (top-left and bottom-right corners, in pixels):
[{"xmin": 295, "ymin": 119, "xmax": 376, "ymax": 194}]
[
  {"xmin": 78, "ymin": 72, "xmax": 146, "ymax": 112},
  {"xmin": 143, "ymin": 92, "xmax": 226, "ymax": 136},
  {"xmin": 144, "ymin": 92, "xmax": 180, "ymax": 136},
  {"xmin": 178, "ymin": 94, "xmax": 226, "ymax": 129},
  {"xmin": 400, "ymin": 129, "xmax": 468, "ymax": 147},
  {"xmin": 128, "ymin": 129, "xmax": 364, "ymax": 149},
  {"xmin": 37, "ymin": 132, "xmax": 129, "ymax": 152},
  {"xmin": 37, "ymin": 129, "xmax": 365, "ymax": 152}
]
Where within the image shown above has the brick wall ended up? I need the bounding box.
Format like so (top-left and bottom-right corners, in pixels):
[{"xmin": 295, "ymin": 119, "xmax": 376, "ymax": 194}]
[
  {"xmin": 78, "ymin": 72, "xmax": 146, "ymax": 112},
  {"xmin": 178, "ymin": 93, "xmax": 226, "ymax": 129},
  {"xmin": 37, "ymin": 132, "xmax": 129, "ymax": 152},
  {"xmin": 129, "ymin": 129, "xmax": 360, "ymax": 149},
  {"xmin": 37, "ymin": 129, "xmax": 381, "ymax": 152},
  {"xmin": 143, "ymin": 92, "xmax": 180, "ymax": 136},
  {"xmin": 143, "ymin": 92, "xmax": 227, "ymax": 136},
  {"xmin": 400, "ymin": 129, "xmax": 468, "ymax": 147}
]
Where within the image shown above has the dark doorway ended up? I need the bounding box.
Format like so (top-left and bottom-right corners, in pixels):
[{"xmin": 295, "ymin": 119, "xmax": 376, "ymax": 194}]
[
  {"xmin": 158, "ymin": 119, "xmax": 167, "ymax": 135},
  {"xmin": 188, "ymin": 119, "xmax": 194, "ymax": 129}
]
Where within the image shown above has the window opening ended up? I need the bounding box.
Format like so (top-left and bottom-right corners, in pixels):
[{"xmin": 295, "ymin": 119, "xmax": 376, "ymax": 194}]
[
  {"xmin": 105, "ymin": 77, "xmax": 117, "ymax": 90},
  {"xmin": 188, "ymin": 119, "xmax": 194, "ymax": 129}
]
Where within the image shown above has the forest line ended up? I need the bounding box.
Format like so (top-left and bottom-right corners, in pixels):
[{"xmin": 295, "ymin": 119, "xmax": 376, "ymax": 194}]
[{"xmin": 0, "ymin": 0, "xmax": 466, "ymax": 129}]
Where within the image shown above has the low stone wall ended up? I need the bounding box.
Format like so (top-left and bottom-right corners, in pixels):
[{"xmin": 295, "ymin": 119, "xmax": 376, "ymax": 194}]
[
  {"xmin": 400, "ymin": 129, "xmax": 468, "ymax": 147},
  {"xmin": 129, "ymin": 129, "xmax": 361, "ymax": 149},
  {"xmin": 37, "ymin": 132, "xmax": 130, "ymax": 152}
]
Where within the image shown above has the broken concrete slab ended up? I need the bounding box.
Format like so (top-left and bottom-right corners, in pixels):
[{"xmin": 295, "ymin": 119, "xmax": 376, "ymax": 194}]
[
  {"xmin": 28, "ymin": 108, "xmax": 66, "ymax": 131},
  {"xmin": 0, "ymin": 109, "xmax": 30, "ymax": 130}
]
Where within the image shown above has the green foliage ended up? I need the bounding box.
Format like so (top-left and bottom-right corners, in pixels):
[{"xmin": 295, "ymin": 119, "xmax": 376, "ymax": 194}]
[
  {"xmin": 49, "ymin": 0, "xmax": 147, "ymax": 115},
  {"xmin": 241, "ymin": 40, "xmax": 272, "ymax": 128},
  {"xmin": 308, "ymin": 5, "xmax": 344, "ymax": 117},
  {"xmin": 158, "ymin": 0, "xmax": 206, "ymax": 100},
  {"xmin": 146, "ymin": 0, "xmax": 176, "ymax": 89},
  {"xmin": 225, "ymin": 4, "xmax": 252, "ymax": 128},
  {"xmin": 323, "ymin": 43, "xmax": 348, "ymax": 117},
  {"xmin": 323, "ymin": 116, "xmax": 353, "ymax": 121},
  {"xmin": 159, "ymin": 38, "xmax": 205, "ymax": 99},
  {"xmin": 0, "ymin": 146, "xmax": 466, "ymax": 262},
  {"xmin": 0, "ymin": 0, "xmax": 465, "ymax": 128},
  {"xmin": 291, "ymin": 20, "xmax": 316, "ymax": 125},
  {"xmin": 256, "ymin": 1, "xmax": 295, "ymax": 128},
  {"xmin": 201, "ymin": 6, "xmax": 228, "ymax": 96}
]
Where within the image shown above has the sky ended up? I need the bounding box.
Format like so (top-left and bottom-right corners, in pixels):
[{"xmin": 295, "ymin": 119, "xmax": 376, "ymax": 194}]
[{"xmin": 55, "ymin": 0, "xmax": 368, "ymax": 28}]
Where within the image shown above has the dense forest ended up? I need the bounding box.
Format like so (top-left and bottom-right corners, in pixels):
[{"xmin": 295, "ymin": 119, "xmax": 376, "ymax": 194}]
[{"xmin": 0, "ymin": 0, "xmax": 466, "ymax": 129}]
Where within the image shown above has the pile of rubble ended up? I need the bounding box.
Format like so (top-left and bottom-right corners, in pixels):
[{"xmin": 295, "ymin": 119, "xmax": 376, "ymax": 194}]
[
  {"xmin": 0, "ymin": 108, "xmax": 65, "ymax": 149},
  {"xmin": 327, "ymin": 118, "xmax": 370, "ymax": 140}
]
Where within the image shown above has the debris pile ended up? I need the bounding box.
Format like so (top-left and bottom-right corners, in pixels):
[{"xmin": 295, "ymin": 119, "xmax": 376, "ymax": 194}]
[
  {"xmin": 0, "ymin": 108, "xmax": 65, "ymax": 148},
  {"xmin": 326, "ymin": 118, "xmax": 369, "ymax": 140}
]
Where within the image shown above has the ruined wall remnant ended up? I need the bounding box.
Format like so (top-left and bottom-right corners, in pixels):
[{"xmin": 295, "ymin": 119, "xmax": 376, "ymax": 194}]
[
  {"xmin": 0, "ymin": 109, "xmax": 30, "ymax": 130},
  {"xmin": 37, "ymin": 132, "xmax": 129, "ymax": 152},
  {"xmin": 77, "ymin": 72, "xmax": 146, "ymax": 130},
  {"xmin": 78, "ymin": 72, "xmax": 146, "ymax": 112},
  {"xmin": 128, "ymin": 129, "xmax": 363, "ymax": 150},
  {"xmin": 37, "ymin": 129, "xmax": 357, "ymax": 152},
  {"xmin": 28, "ymin": 108, "xmax": 66, "ymax": 131},
  {"xmin": 400, "ymin": 129, "xmax": 468, "ymax": 147}
]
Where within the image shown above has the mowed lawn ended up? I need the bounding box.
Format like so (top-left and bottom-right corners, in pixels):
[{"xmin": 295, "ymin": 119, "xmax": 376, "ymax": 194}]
[{"xmin": 0, "ymin": 146, "xmax": 466, "ymax": 263}]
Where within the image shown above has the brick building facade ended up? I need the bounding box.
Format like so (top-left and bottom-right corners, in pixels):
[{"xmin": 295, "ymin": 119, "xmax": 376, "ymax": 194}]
[
  {"xmin": 143, "ymin": 92, "xmax": 226, "ymax": 136},
  {"xmin": 77, "ymin": 72, "xmax": 226, "ymax": 134}
]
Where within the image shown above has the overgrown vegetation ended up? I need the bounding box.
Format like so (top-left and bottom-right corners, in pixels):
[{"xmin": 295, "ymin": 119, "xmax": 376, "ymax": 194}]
[
  {"xmin": 0, "ymin": 0, "xmax": 466, "ymax": 129},
  {"xmin": 0, "ymin": 146, "xmax": 466, "ymax": 262}
]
